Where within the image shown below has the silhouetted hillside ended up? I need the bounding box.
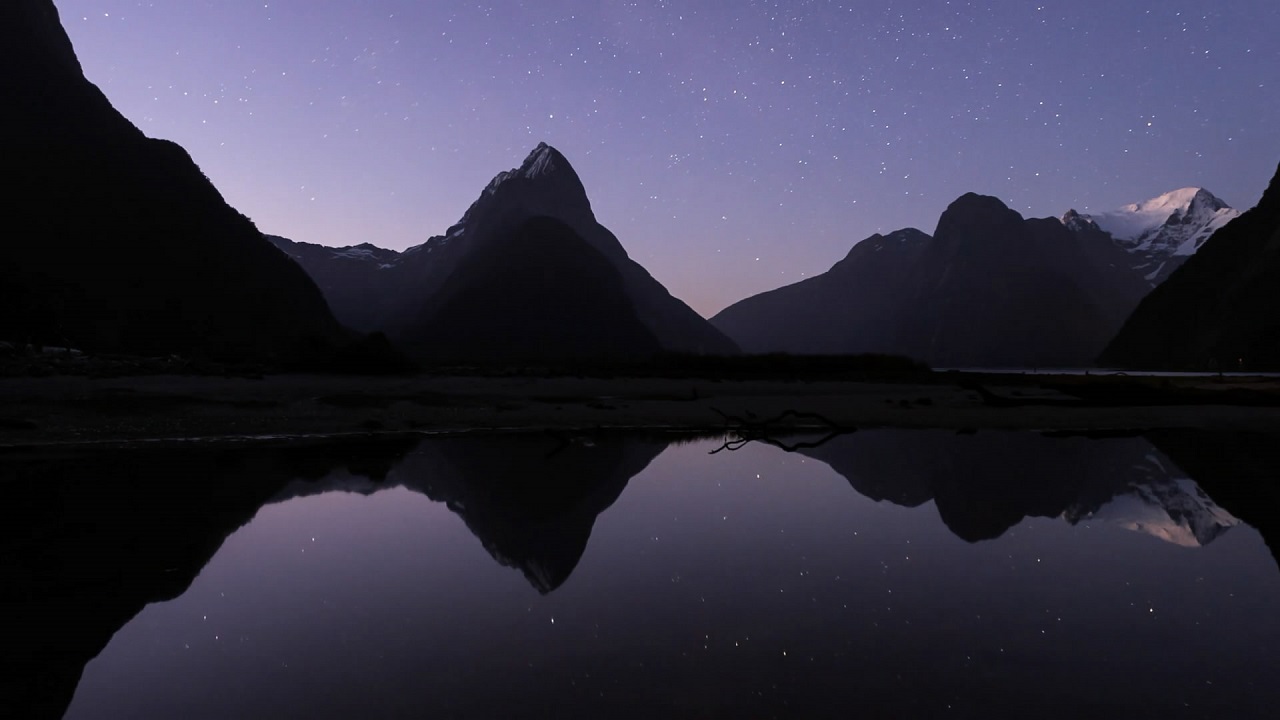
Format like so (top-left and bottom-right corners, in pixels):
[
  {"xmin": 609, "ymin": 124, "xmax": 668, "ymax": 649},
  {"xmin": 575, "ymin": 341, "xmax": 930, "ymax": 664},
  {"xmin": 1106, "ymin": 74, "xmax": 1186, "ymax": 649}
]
[
  {"xmin": 1100, "ymin": 162, "xmax": 1280, "ymax": 370},
  {"xmin": 0, "ymin": 1, "xmax": 344, "ymax": 361}
]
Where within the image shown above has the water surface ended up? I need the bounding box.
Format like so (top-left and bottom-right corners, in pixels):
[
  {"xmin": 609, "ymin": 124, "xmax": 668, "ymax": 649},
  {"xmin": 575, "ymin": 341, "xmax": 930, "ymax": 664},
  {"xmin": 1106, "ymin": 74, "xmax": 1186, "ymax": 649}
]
[{"xmin": 6, "ymin": 431, "xmax": 1278, "ymax": 719}]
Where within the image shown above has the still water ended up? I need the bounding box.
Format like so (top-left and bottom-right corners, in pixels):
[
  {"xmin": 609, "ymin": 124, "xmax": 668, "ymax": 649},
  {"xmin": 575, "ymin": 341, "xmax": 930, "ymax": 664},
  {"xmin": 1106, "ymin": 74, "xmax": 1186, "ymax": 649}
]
[{"xmin": 7, "ymin": 431, "xmax": 1279, "ymax": 718}]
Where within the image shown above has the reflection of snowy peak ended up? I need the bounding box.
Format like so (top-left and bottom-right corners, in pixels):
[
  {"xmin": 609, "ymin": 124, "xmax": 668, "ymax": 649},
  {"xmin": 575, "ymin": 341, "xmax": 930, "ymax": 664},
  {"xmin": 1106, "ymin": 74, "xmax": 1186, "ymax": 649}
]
[
  {"xmin": 1092, "ymin": 477, "xmax": 1239, "ymax": 547},
  {"xmin": 1066, "ymin": 453, "xmax": 1238, "ymax": 547},
  {"xmin": 1064, "ymin": 188, "xmax": 1240, "ymax": 286}
]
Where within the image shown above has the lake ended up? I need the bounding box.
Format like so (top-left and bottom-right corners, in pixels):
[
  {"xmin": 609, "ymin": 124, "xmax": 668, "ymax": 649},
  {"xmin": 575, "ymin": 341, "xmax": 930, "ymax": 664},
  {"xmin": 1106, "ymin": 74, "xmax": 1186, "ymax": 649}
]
[{"xmin": 5, "ymin": 430, "xmax": 1279, "ymax": 719}]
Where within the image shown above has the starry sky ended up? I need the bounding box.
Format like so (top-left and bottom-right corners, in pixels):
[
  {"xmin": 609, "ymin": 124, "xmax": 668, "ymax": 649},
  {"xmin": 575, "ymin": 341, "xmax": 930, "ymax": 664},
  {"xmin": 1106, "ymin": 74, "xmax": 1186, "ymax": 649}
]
[{"xmin": 57, "ymin": 0, "xmax": 1280, "ymax": 317}]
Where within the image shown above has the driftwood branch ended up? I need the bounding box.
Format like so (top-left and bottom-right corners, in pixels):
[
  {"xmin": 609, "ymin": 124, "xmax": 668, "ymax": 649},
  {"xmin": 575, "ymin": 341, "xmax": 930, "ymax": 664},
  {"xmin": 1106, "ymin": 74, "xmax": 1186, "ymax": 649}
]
[{"xmin": 707, "ymin": 407, "xmax": 852, "ymax": 454}]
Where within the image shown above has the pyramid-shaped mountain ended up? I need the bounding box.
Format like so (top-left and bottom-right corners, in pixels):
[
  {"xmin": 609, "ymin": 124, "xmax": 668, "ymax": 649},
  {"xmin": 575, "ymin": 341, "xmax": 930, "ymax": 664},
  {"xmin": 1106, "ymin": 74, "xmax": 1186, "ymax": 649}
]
[
  {"xmin": 0, "ymin": 1, "xmax": 343, "ymax": 360},
  {"xmin": 272, "ymin": 144, "xmax": 738, "ymax": 361},
  {"xmin": 1100, "ymin": 162, "xmax": 1280, "ymax": 370},
  {"xmin": 712, "ymin": 193, "xmax": 1145, "ymax": 367}
]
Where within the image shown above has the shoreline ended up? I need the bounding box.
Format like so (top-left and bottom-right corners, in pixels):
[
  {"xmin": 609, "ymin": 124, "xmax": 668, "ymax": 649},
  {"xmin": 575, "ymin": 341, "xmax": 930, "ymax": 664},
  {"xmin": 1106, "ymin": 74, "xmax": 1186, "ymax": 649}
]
[{"xmin": 4, "ymin": 372, "xmax": 1280, "ymax": 450}]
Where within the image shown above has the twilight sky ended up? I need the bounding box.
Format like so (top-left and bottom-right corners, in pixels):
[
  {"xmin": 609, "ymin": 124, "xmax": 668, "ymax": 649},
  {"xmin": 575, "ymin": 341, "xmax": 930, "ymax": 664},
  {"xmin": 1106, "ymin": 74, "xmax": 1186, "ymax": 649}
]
[{"xmin": 57, "ymin": 0, "xmax": 1280, "ymax": 317}]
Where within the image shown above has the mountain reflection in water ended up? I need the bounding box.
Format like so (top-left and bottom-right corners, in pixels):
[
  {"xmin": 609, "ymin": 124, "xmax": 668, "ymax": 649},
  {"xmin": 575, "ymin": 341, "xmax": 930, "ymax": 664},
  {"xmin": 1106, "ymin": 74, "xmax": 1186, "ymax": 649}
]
[
  {"xmin": 795, "ymin": 431, "xmax": 1240, "ymax": 547},
  {"xmin": 2, "ymin": 430, "xmax": 1278, "ymax": 719}
]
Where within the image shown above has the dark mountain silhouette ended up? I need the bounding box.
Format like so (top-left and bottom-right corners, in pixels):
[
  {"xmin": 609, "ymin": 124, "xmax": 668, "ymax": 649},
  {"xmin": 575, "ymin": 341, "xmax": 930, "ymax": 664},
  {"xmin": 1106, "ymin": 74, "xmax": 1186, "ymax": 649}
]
[
  {"xmin": 408, "ymin": 216, "xmax": 663, "ymax": 363},
  {"xmin": 1099, "ymin": 162, "xmax": 1280, "ymax": 370},
  {"xmin": 272, "ymin": 144, "xmax": 739, "ymax": 359},
  {"xmin": 0, "ymin": 1, "xmax": 345, "ymax": 361},
  {"xmin": 798, "ymin": 430, "xmax": 1238, "ymax": 546},
  {"xmin": 713, "ymin": 194, "xmax": 1145, "ymax": 367},
  {"xmin": 898, "ymin": 194, "xmax": 1138, "ymax": 367}
]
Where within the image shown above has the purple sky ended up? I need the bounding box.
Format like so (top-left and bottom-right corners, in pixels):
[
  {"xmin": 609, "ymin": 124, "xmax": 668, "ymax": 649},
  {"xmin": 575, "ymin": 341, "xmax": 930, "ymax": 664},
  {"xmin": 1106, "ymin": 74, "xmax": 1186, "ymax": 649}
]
[{"xmin": 57, "ymin": 0, "xmax": 1280, "ymax": 316}]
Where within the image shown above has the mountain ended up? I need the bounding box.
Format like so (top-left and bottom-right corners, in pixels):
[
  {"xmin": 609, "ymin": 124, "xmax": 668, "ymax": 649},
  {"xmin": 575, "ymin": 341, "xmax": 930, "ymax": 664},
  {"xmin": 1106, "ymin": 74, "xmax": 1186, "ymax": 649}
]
[
  {"xmin": 713, "ymin": 194, "xmax": 1143, "ymax": 367},
  {"xmin": 0, "ymin": 1, "xmax": 344, "ymax": 361},
  {"xmin": 272, "ymin": 144, "xmax": 738, "ymax": 360},
  {"xmin": 1063, "ymin": 187, "xmax": 1241, "ymax": 287},
  {"xmin": 1099, "ymin": 162, "xmax": 1280, "ymax": 370}
]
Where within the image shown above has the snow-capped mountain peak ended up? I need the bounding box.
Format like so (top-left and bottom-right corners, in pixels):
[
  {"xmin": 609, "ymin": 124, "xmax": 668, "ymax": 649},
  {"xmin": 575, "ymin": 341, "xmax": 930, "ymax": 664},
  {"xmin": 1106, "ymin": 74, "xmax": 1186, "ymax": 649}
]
[
  {"xmin": 1089, "ymin": 187, "xmax": 1238, "ymax": 251},
  {"xmin": 1064, "ymin": 187, "xmax": 1241, "ymax": 286}
]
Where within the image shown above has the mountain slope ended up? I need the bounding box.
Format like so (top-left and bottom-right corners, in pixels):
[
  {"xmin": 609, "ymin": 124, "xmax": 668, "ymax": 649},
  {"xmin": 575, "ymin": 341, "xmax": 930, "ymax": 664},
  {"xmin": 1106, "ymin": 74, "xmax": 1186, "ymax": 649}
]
[
  {"xmin": 409, "ymin": 216, "xmax": 663, "ymax": 363},
  {"xmin": 276, "ymin": 144, "xmax": 738, "ymax": 359},
  {"xmin": 711, "ymin": 229, "xmax": 930, "ymax": 354},
  {"xmin": 1099, "ymin": 163, "xmax": 1280, "ymax": 370},
  {"xmin": 0, "ymin": 1, "xmax": 343, "ymax": 360}
]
